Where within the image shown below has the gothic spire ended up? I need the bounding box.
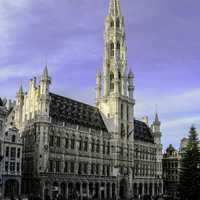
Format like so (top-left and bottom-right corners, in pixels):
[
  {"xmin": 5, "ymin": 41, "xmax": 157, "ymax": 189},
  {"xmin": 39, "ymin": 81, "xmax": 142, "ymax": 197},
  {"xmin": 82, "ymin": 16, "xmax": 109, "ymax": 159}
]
[
  {"xmin": 19, "ymin": 85, "xmax": 23, "ymax": 93},
  {"xmin": 42, "ymin": 64, "xmax": 49, "ymax": 80},
  {"xmin": 154, "ymin": 112, "xmax": 161, "ymax": 126},
  {"xmin": 17, "ymin": 85, "xmax": 23, "ymax": 95},
  {"xmin": 108, "ymin": 0, "xmax": 121, "ymax": 17}
]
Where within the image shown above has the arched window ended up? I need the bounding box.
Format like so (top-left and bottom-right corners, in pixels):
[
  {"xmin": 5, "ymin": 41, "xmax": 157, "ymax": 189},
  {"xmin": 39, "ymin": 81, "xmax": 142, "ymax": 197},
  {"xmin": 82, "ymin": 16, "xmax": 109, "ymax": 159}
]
[
  {"xmin": 103, "ymin": 141, "xmax": 106, "ymax": 154},
  {"xmin": 116, "ymin": 18, "xmax": 120, "ymax": 28},
  {"xmin": 91, "ymin": 139, "xmax": 95, "ymax": 152},
  {"xmin": 84, "ymin": 138, "xmax": 88, "ymax": 152},
  {"xmin": 121, "ymin": 123, "xmax": 125, "ymax": 138},
  {"xmin": 78, "ymin": 137, "xmax": 82, "ymax": 151},
  {"xmin": 110, "ymin": 20, "xmax": 114, "ymax": 27},
  {"xmin": 71, "ymin": 136, "xmax": 75, "ymax": 149},
  {"xmin": 65, "ymin": 137, "xmax": 69, "ymax": 149},
  {"xmin": 118, "ymin": 71, "xmax": 121, "ymax": 93},
  {"xmin": 110, "ymin": 42, "xmax": 114, "ymax": 57},
  {"xmin": 116, "ymin": 42, "xmax": 120, "ymax": 60},
  {"xmin": 96, "ymin": 140, "xmax": 100, "ymax": 153},
  {"xmin": 110, "ymin": 72, "xmax": 114, "ymax": 92},
  {"xmin": 117, "ymin": 42, "xmax": 120, "ymax": 50},
  {"xmin": 121, "ymin": 103, "xmax": 123, "ymax": 119}
]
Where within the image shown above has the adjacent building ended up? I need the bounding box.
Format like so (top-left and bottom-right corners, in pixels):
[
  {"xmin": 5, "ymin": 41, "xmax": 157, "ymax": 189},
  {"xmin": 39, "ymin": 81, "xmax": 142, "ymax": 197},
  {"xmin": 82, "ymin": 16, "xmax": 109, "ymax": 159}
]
[
  {"xmin": 163, "ymin": 144, "xmax": 180, "ymax": 199},
  {"xmin": 0, "ymin": 98, "xmax": 22, "ymax": 198},
  {"xmin": 8, "ymin": 0, "xmax": 163, "ymax": 199},
  {"xmin": 1, "ymin": 127, "xmax": 22, "ymax": 198},
  {"xmin": 0, "ymin": 98, "xmax": 7, "ymax": 197}
]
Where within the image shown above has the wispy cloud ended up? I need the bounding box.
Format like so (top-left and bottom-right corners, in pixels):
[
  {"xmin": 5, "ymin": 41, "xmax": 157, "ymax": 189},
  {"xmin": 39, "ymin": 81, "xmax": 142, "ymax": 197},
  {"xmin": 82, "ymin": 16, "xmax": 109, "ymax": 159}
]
[
  {"xmin": 162, "ymin": 116, "xmax": 200, "ymax": 129},
  {"xmin": 136, "ymin": 89, "xmax": 200, "ymax": 117}
]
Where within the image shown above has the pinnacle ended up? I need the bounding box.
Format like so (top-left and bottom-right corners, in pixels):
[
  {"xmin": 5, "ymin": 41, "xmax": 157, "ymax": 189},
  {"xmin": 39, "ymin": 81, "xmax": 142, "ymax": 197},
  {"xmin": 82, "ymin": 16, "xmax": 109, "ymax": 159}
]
[
  {"xmin": 18, "ymin": 85, "xmax": 23, "ymax": 94},
  {"xmin": 154, "ymin": 112, "xmax": 160, "ymax": 125},
  {"xmin": 128, "ymin": 69, "xmax": 134, "ymax": 78},
  {"xmin": 42, "ymin": 64, "xmax": 49, "ymax": 79}
]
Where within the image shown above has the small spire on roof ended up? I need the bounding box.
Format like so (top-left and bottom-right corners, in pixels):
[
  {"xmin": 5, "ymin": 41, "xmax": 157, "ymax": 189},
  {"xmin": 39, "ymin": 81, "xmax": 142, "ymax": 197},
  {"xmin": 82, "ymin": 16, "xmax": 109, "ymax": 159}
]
[
  {"xmin": 17, "ymin": 85, "xmax": 23, "ymax": 94},
  {"xmin": 154, "ymin": 112, "xmax": 161, "ymax": 126},
  {"xmin": 42, "ymin": 64, "xmax": 49, "ymax": 79}
]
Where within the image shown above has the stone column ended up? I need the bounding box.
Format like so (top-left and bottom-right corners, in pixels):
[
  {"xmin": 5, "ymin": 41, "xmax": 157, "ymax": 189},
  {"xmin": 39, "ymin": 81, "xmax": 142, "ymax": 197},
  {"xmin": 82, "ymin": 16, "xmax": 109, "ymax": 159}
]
[
  {"xmin": 86, "ymin": 183, "xmax": 89, "ymax": 199},
  {"xmin": 141, "ymin": 183, "xmax": 144, "ymax": 196},
  {"xmin": 99, "ymin": 182, "xmax": 101, "ymax": 200},
  {"xmin": 161, "ymin": 182, "xmax": 163, "ymax": 194},
  {"xmin": 147, "ymin": 183, "xmax": 149, "ymax": 195},
  {"xmin": 136, "ymin": 183, "xmax": 139, "ymax": 195},
  {"xmin": 80, "ymin": 182, "xmax": 83, "ymax": 200},
  {"xmin": 152, "ymin": 183, "xmax": 155, "ymax": 197},
  {"xmin": 64, "ymin": 183, "xmax": 67, "ymax": 199},
  {"xmin": 41, "ymin": 181, "xmax": 45, "ymax": 200},
  {"xmin": 19, "ymin": 178, "xmax": 22, "ymax": 196},
  {"xmin": 109, "ymin": 183, "xmax": 112, "ymax": 199},
  {"xmin": 104, "ymin": 182, "xmax": 107, "ymax": 199}
]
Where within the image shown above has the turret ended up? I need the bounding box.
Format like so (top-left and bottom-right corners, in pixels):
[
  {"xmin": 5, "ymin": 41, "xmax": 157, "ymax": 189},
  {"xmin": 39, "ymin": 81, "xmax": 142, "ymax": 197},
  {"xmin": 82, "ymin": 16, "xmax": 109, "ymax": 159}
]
[
  {"xmin": 96, "ymin": 70, "xmax": 102, "ymax": 100},
  {"xmin": 128, "ymin": 69, "xmax": 134, "ymax": 99},
  {"xmin": 40, "ymin": 65, "xmax": 51, "ymax": 95},
  {"xmin": 152, "ymin": 112, "xmax": 161, "ymax": 132},
  {"xmin": 15, "ymin": 85, "xmax": 24, "ymax": 128},
  {"xmin": 151, "ymin": 112, "xmax": 162, "ymax": 144},
  {"xmin": 39, "ymin": 65, "xmax": 51, "ymax": 117}
]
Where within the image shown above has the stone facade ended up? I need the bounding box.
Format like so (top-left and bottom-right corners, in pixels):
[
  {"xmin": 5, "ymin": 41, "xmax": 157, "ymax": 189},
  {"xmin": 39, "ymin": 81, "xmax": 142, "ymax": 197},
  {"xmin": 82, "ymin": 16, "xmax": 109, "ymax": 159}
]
[
  {"xmin": 163, "ymin": 145, "xmax": 180, "ymax": 199},
  {"xmin": 10, "ymin": 0, "xmax": 163, "ymax": 199},
  {"xmin": 0, "ymin": 98, "xmax": 22, "ymax": 198}
]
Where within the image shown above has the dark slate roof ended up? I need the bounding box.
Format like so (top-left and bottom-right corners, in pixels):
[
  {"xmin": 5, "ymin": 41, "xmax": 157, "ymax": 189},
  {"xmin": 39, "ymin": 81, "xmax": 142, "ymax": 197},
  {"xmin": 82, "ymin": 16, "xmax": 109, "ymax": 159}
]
[
  {"xmin": 0, "ymin": 98, "xmax": 3, "ymax": 106},
  {"xmin": 49, "ymin": 93, "xmax": 108, "ymax": 131},
  {"xmin": 134, "ymin": 120, "xmax": 154, "ymax": 143}
]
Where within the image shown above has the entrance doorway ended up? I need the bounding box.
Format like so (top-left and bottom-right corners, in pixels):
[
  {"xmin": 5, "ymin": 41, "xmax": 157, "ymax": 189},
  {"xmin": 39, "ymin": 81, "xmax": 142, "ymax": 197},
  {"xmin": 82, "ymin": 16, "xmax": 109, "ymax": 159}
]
[
  {"xmin": 5, "ymin": 179, "xmax": 19, "ymax": 197},
  {"xmin": 119, "ymin": 179, "xmax": 128, "ymax": 199}
]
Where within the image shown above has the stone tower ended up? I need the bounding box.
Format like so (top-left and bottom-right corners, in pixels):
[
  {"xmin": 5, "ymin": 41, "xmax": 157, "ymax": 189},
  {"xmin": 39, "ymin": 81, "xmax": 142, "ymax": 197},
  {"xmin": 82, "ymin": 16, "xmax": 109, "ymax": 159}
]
[
  {"xmin": 151, "ymin": 113, "xmax": 163, "ymax": 181},
  {"xmin": 152, "ymin": 113, "xmax": 162, "ymax": 145},
  {"xmin": 39, "ymin": 65, "xmax": 51, "ymax": 119},
  {"xmin": 96, "ymin": 0, "xmax": 135, "ymax": 138},
  {"xmin": 96, "ymin": 0, "xmax": 135, "ymax": 198}
]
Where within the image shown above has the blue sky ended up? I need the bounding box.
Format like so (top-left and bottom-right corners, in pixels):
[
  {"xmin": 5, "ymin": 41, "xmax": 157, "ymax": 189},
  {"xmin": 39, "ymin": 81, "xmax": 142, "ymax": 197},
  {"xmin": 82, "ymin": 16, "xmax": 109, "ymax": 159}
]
[{"xmin": 0, "ymin": 0, "xmax": 200, "ymax": 150}]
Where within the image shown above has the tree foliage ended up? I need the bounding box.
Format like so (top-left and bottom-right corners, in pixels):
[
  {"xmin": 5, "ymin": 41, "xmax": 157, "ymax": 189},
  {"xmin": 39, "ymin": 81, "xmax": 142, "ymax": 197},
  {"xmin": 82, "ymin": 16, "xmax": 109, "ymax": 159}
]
[{"xmin": 179, "ymin": 126, "xmax": 200, "ymax": 200}]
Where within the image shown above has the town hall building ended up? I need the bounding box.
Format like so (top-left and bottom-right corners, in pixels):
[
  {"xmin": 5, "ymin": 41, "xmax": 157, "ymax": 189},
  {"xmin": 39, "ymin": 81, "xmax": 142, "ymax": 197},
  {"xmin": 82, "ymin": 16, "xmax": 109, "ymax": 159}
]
[{"xmin": 9, "ymin": 0, "xmax": 163, "ymax": 199}]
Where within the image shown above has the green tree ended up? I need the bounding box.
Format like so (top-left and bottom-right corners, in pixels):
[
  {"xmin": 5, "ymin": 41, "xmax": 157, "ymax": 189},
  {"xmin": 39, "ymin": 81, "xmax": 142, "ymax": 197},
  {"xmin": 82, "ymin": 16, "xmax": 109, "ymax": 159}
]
[{"xmin": 179, "ymin": 126, "xmax": 200, "ymax": 200}]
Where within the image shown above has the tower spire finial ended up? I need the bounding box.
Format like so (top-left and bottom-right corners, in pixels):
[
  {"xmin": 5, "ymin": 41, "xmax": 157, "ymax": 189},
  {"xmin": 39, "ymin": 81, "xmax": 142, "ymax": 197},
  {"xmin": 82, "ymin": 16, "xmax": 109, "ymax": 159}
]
[
  {"xmin": 154, "ymin": 110, "xmax": 161, "ymax": 126},
  {"xmin": 108, "ymin": 0, "xmax": 121, "ymax": 17},
  {"xmin": 42, "ymin": 64, "xmax": 49, "ymax": 79}
]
